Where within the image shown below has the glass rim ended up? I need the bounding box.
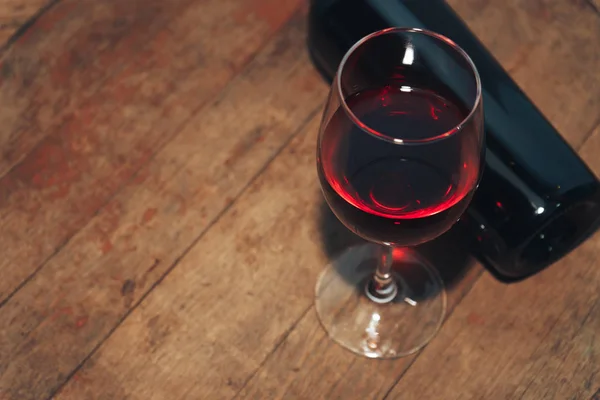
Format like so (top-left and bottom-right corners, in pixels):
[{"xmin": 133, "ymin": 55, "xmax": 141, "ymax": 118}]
[{"xmin": 335, "ymin": 27, "xmax": 483, "ymax": 145}]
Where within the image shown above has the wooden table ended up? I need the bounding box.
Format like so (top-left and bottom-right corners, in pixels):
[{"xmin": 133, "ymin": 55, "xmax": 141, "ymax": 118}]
[{"xmin": 0, "ymin": 0, "xmax": 599, "ymax": 399}]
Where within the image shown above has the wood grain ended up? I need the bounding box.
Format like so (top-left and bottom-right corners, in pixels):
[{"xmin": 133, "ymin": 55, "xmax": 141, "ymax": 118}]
[
  {"xmin": 0, "ymin": 0, "xmax": 309, "ymax": 399},
  {"xmin": 0, "ymin": 0, "xmax": 300, "ymax": 308},
  {"xmin": 0, "ymin": 0, "xmax": 199, "ymax": 304},
  {"xmin": 0, "ymin": 0, "xmax": 221, "ymax": 180},
  {"xmin": 52, "ymin": 113, "xmax": 327, "ymax": 400}
]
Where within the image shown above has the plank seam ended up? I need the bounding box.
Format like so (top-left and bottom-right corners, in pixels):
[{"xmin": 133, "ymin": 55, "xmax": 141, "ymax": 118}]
[
  {"xmin": 580, "ymin": 119, "xmax": 600, "ymax": 149},
  {"xmin": 324, "ymin": 357, "xmax": 358, "ymax": 399},
  {"xmin": 231, "ymin": 304, "xmax": 314, "ymax": 400},
  {"xmin": 1, "ymin": 0, "xmax": 61, "ymax": 55},
  {"xmin": 585, "ymin": 0, "xmax": 600, "ymax": 16},
  {"xmin": 521, "ymin": 295, "xmax": 600, "ymax": 400},
  {"xmin": 511, "ymin": 309, "xmax": 566, "ymax": 400}
]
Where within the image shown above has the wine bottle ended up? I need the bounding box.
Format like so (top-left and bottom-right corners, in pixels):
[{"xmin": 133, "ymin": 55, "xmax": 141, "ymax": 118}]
[{"xmin": 308, "ymin": 0, "xmax": 600, "ymax": 281}]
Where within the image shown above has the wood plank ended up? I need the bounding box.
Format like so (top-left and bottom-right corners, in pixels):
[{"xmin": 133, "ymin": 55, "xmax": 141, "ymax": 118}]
[
  {"xmin": 0, "ymin": 0, "xmax": 299, "ymax": 305},
  {"xmin": 0, "ymin": 0, "xmax": 183, "ymax": 179},
  {"xmin": 0, "ymin": 11, "xmax": 323, "ymax": 400},
  {"xmin": 0, "ymin": 0, "xmax": 52, "ymax": 45}
]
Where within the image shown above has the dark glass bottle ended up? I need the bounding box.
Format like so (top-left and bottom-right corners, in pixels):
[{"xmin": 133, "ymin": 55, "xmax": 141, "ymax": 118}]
[{"xmin": 308, "ymin": 0, "xmax": 600, "ymax": 280}]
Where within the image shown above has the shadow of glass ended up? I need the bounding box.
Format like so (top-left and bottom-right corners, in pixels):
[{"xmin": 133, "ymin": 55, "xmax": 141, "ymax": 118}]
[{"xmin": 317, "ymin": 200, "xmax": 477, "ymax": 300}]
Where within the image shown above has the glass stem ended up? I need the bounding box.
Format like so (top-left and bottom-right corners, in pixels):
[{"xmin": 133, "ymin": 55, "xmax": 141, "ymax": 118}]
[{"xmin": 366, "ymin": 245, "xmax": 399, "ymax": 304}]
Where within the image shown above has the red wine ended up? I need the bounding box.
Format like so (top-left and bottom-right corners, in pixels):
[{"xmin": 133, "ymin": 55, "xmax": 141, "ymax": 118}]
[{"xmin": 318, "ymin": 86, "xmax": 479, "ymax": 246}]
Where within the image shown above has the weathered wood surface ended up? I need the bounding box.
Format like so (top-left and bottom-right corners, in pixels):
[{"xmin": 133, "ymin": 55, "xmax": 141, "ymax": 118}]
[
  {"xmin": 0, "ymin": 0, "xmax": 599, "ymax": 399},
  {"xmin": 0, "ymin": 0, "xmax": 312, "ymax": 398},
  {"xmin": 0, "ymin": 0, "xmax": 209, "ymax": 304}
]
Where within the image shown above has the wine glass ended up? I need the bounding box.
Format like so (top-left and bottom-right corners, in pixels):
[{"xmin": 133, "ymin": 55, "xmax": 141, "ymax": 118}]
[{"xmin": 315, "ymin": 27, "xmax": 484, "ymax": 358}]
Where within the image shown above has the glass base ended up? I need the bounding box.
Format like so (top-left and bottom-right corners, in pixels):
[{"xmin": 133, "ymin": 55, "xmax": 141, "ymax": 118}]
[{"xmin": 315, "ymin": 243, "xmax": 446, "ymax": 359}]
